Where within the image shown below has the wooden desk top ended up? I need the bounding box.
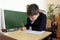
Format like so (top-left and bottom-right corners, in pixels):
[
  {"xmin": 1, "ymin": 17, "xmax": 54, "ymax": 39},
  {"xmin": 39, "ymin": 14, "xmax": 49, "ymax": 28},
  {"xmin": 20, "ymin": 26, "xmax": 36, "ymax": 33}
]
[{"xmin": 4, "ymin": 30, "xmax": 51, "ymax": 40}]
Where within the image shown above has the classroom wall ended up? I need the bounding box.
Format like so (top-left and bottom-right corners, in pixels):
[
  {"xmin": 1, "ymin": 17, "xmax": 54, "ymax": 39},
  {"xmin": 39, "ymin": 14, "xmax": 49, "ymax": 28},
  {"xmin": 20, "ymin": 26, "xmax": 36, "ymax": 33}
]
[
  {"xmin": 0, "ymin": 9, "xmax": 2, "ymax": 32},
  {"xmin": 47, "ymin": 0, "xmax": 60, "ymax": 5},
  {"xmin": 0, "ymin": 0, "xmax": 48, "ymax": 30},
  {"xmin": 0, "ymin": 0, "xmax": 2, "ymax": 32},
  {"xmin": 1, "ymin": 0, "xmax": 59, "ymax": 30},
  {"xmin": 1, "ymin": 0, "xmax": 47, "ymax": 12},
  {"xmin": 47, "ymin": 0, "xmax": 60, "ymax": 9},
  {"xmin": 47, "ymin": 0, "xmax": 60, "ymax": 15}
]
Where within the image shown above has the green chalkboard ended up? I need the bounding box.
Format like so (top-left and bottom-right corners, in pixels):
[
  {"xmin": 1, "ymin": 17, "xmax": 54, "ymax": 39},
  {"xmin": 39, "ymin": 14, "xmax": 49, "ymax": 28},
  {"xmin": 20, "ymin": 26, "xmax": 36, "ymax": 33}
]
[{"xmin": 4, "ymin": 10, "xmax": 27, "ymax": 29}]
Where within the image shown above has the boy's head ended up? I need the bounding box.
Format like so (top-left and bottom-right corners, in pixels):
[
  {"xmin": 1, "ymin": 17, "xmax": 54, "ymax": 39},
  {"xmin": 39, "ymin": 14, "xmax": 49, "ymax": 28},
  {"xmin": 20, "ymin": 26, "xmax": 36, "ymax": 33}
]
[
  {"xmin": 27, "ymin": 4, "xmax": 39, "ymax": 21},
  {"xmin": 26, "ymin": 5, "xmax": 30, "ymax": 11},
  {"xmin": 27, "ymin": 4, "xmax": 39, "ymax": 16}
]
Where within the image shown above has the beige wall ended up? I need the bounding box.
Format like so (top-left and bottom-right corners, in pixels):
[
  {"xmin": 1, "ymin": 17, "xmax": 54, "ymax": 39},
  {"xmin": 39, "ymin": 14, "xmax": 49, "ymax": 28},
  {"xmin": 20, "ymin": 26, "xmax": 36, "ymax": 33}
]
[
  {"xmin": 47, "ymin": 0, "xmax": 60, "ymax": 5},
  {"xmin": 47, "ymin": 0, "xmax": 60, "ymax": 15}
]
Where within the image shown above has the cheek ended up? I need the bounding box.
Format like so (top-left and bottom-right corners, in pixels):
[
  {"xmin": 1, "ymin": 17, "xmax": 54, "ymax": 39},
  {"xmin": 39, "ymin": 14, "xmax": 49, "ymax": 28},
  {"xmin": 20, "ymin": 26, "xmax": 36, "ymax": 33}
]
[{"xmin": 34, "ymin": 16, "xmax": 37, "ymax": 20}]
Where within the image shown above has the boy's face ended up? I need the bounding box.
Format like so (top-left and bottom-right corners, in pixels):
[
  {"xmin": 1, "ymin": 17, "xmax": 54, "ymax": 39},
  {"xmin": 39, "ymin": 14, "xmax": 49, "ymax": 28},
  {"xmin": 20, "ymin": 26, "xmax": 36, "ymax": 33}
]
[{"xmin": 28, "ymin": 13, "xmax": 39, "ymax": 21}]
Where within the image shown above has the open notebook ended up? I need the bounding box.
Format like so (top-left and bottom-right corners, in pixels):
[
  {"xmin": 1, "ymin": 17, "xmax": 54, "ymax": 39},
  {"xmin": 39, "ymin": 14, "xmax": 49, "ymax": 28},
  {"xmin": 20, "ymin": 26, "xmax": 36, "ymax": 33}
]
[{"xmin": 25, "ymin": 30, "xmax": 45, "ymax": 34}]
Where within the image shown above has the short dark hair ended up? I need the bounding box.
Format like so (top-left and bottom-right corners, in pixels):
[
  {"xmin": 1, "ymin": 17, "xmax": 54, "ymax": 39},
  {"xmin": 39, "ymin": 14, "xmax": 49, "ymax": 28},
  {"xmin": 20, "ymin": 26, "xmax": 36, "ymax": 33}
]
[
  {"xmin": 27, "ymin": 4, "xmax": 39, "ymax": 16},
  {"xmin": 26, "ymin": 5, "xmax": 30, "ymax": 11}
]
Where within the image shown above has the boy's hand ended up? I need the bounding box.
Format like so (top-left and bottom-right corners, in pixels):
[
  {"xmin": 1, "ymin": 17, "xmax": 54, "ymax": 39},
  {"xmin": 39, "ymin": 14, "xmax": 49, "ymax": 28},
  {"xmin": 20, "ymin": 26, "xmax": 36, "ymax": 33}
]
[{"xmin": 22, "ymin": 27, "xmax": 26, "ymax": 31}]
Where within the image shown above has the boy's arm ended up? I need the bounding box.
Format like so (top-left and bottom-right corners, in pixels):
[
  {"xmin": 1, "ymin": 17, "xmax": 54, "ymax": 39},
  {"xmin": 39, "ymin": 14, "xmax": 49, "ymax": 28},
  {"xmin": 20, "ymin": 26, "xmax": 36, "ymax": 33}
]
[{"xmin": 25, "ymin": 17, "xmax": 30, "ymax": 29}]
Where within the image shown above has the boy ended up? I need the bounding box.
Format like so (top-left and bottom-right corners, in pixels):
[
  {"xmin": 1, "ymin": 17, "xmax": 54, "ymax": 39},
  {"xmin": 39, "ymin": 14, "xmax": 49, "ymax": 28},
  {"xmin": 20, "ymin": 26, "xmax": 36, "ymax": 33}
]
[{"xmin": 23, "ymin": 4, "xmax": 46, "ymax": 31}]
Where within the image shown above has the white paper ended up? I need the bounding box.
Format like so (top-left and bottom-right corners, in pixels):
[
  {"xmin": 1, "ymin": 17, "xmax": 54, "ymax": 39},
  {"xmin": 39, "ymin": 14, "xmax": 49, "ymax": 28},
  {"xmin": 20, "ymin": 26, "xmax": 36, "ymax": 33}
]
[{"xmin": 25, "ymin": 30, "xmax": 45, "ymax": 34}]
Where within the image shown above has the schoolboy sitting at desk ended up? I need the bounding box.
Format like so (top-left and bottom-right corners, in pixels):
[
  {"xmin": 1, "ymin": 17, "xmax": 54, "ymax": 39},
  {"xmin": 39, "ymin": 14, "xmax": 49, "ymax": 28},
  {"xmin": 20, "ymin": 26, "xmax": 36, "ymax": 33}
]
[{"xmin": 22, "ymin": 4, "xmax": 46, "ymax": 31}]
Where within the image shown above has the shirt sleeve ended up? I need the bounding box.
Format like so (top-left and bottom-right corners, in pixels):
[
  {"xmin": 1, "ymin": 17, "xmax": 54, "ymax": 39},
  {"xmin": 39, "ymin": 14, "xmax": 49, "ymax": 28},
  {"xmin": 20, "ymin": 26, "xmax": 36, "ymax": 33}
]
[{"xmin": 25, "ymin": 17, "xmax": 31, "ymax": 29}]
